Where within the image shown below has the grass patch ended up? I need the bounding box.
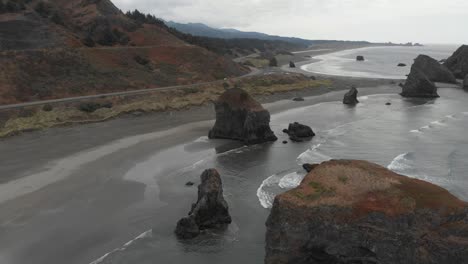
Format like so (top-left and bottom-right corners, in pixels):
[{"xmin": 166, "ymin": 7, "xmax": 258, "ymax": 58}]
[
  {"xmin": 0, "ymin": 73, "xmax": 333, "ymax": 138},
  {"xmin": 307, "ymin": 181, "xmax": 336, "ymax": 200},
  {"xmin": 338, "ymin": 175, "xmax": 349, "ymax": 184}
]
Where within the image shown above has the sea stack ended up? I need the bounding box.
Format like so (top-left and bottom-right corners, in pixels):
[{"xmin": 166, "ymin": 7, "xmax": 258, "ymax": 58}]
[
  {"xmin": 289, "ymin": 61, "xmax": 296, "ymax": 68},
  {"xmin": 343, "ymin": 86, "xmax": 359, "ymax": 105},
  {"xmin": 356, "ymin": 55, "xmax": 365, "ymax": 61},
  {"xmin": 400, "ymin": 67, "xmax": 439, "ymax": 98},
  {"xmin": 412, "ymin": 55, "xmax": 456, "ymax": 83},
  {"xmin": 175, "ymin": 169, "xmax": 231, "ymax": 239},
  {"xmin": 443, "ymin": 45, "xmax": 468, "ymax": 79},
  {"xmin": 208, "ymin": 88, "xmax": 277, "ymax": 145},
  {"xmin": 283, "ymin": 122, "xmax": 315, "ymax": 142},
  {"xmin": 265, "ymin": 160, "xmax": 468, "ymax": 264}
]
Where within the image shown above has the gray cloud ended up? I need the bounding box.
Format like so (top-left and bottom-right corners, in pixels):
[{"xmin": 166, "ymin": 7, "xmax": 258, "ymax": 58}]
[{"xmin": 113, "ymin": 0, "xmax": 468, "ymax": 44}]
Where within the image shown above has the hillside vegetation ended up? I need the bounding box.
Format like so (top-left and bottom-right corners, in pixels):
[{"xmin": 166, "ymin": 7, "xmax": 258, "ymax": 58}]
[{"xmin": 0, "ymin": 0, "xmax": 248, "ymax": 104}]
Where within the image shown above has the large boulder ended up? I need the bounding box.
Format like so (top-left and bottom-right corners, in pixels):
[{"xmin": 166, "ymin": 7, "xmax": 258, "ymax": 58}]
[
  {"xmin": 343, "ymin": 86, "xmax": 359, "ymax": 105},
  {"xmin": 289, "ymin": 61, "xmax": 296, "ymax": 68},
  {"xmin": 283, "ymin": 122, "xmax": 315, "ymax": 142},
  {"xmin": 400, "ymin": 67, "xmax": 439, "ymax": 98},
  {"xmin": 208, "ymin": 88, "xmax": 277, "ymax": 145},
  {"xmin": 265, "ymin": 160, "xmax": 468, "ymax": 264},
  {"xmin": 175, "ymin": 169, "xmax": 231, "ymax": 239},
  {"xmin": 464, "ymin": 75, "xmax": 468, "ymax": 91},
  {"xmin": 412, "ymin": 55, "xmax": 456, "ymax": 83},
  {"xmin": 356, "ymin": 56, "xmax": 365, "ymax": 61},
  {"xmin": 443, "ymin": 45, "xmax": 468, "ymax": 79}
]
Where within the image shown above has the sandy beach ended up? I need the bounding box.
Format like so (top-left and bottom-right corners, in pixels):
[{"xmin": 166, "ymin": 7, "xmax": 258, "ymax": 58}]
[{"xmin": 0, "ymin": 78, "xmax": 399, "ymax": 264}]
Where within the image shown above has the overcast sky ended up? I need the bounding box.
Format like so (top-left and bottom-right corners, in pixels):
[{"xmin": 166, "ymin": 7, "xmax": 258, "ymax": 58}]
[{"xmin": 113, "ymin": 0, "xmax": 467, "ymax": 44}]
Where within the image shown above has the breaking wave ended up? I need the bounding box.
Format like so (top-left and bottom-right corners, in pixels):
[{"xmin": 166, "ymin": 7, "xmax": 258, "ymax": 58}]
[{"xmin": 89, "ymin": 230, "xmax": 153, "ymax": 264}]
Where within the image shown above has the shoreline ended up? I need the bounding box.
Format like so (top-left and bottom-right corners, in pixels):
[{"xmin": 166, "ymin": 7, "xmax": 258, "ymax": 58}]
[
  {"xmin": 0, "ymin": 44, "xmax": 400, "ymax": 139},
  {"xmin": 0, "ymin": 83, "xmax": 400, "ymax": 264}
]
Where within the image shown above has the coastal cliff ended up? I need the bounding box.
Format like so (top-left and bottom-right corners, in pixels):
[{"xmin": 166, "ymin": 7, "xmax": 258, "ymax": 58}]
[
  {"xmin": 265, "ymin": 160, "xmax": 468, "ymax": 264},
  {"xmin": 209, "ymin": 88, "xmax": 277, "ymax": 145}
]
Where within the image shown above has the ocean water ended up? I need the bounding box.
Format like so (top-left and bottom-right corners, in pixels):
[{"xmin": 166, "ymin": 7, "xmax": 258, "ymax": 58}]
[
  {"xmin": 301, "ymin": 45, "xmax": 459, "ymax": 79},
  {"xmin": 91, "ymin": 87, "xmax": 468, "ymax": 264}
]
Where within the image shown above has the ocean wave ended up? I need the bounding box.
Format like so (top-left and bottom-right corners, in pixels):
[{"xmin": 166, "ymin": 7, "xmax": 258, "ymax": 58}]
[
  {"xmin": 256, "ymin": 170, "xmax": 306, "ymax": 209},
  {"xmin": 194, "ymin": 136, "xmax": 210, "ymax": 143},
  {"xmin": 278, "ymin": 172, "xmax": 305, "ymax": 189},
  {"xmin": 297, "ymin": 148, "xmax": 331, "ymax": 165},
  {"xmin": 256, "ymin": 174, "xmax": 282, "ymax": 209},
  {"xmin": 89, "ymin": 230, "xmax": 153, "ymax": 264},
  {"xmin": 387, "ymin": 152, "xmax": 427, "ymax": 179}
]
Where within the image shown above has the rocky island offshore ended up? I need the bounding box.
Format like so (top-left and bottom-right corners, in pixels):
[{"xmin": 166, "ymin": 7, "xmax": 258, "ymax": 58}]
[
  {"xmin": 175, "ymin": 169, "xmax": 232, "ymax": 239},
  {"xmin": 208, "ymin": 88, "xmax": 277, "ymax": 145}
]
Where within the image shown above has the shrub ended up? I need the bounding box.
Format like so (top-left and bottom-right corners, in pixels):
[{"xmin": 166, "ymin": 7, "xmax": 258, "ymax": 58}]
[
  {"xmin": 42, "ymin": 104, "xmax": 53, "ymax": 112},
  {"xmin": 134, "ymin": 55, "xmax": 150, "ymax": 65},
  {"xmin": 50, "ymin": 12, "xmax": 64, "ymax": 25},
  {"xmin": 34, "ymin": 1, "xmax": 51, "ymax": 17},
  {"xmin": 79, "ymin": 103, "xmax": 99, "ymax": 113},
  {"xmin": 82, "ymin": 35, "xmax": 95, "ymax": 47},
  {"xmin": 269, "ymin": 57, "xmax": 278, "ymax": 67},
  {"xmin": 78, "ymin": 102, "xmax": 113, "ymax": 113}
]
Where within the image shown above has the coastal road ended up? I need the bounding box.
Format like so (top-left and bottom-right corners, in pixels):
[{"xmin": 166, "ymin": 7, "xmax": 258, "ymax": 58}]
[
  {"xmin": 0, "ymin": 65, "xmax": 272, "ymax": 111},
  {"xmin": 0, "ymin": 45, "xmax": 338, "ymax": 110}
]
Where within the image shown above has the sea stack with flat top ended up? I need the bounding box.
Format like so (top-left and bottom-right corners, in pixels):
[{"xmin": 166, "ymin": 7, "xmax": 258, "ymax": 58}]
[
  {"xmin": 208, "ymin": 88, "xmax": 277, "ymax": 145},
  {"xmin": 175, "ymin": 169, "xmax": 231, "ymax": 239},
  {"xmin": 265, "ymin": 160, "xmax": 468, "ymax": 264}
]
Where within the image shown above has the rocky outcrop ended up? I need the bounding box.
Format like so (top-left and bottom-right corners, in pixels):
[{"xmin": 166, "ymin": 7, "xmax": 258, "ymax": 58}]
[
  {"xmin": 208, "ymin": 88, "xmax": 277, "ymax": 145},
  {"xmin": 400, "ymin": 67, "xmax": 439, "ymax": 98},
  {"xmin": 397, "ymin": 63, "xmax": 406, "ymax": 67},
  {"xmin": 289, "ymin": 61, "xmax": 296, "ymax": 68},
  {"xmin": 265, "ymin": 160, "xmax": 468, "ymax": 264},
  {"xmin": 283, "ymin": 122, "xmax": 315, "ymax": 142},
  {"xmin": 412, "ymin": 55, "xmax": 456, "ymax": 83},
  {"xmin": 343, "ymin": 86, "xmax": 359, "ymax": 105},
  {"xmin": 356, "ymin": 56, "xmax": 365, "ymax": 61},
  {"xmin": 302, "ymin": 163, "xmax": 318, "ymax": 173},
  {"xmin": 175, "ymin": 169, "xmax": 231, "ymax": 239},
  {"xmin": 443, "ymin": 45, "xmax": 468, "ymax": 79},
  {"xmin": 464, "ymin": 75, "xmax": 468, "ymax": 91}
]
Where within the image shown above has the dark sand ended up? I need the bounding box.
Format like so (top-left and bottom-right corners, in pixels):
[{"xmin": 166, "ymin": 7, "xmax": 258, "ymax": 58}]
[{"xmin": 0, "ymin": 46, "xmax": 402, "ymax": 264}]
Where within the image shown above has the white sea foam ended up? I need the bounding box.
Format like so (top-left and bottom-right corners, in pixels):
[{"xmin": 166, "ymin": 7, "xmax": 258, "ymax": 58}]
[
  {"xmin": 387, "ymin": 152, "xmax": 426, "ymax": 179},
  {"xmin": 387, "ymin": 153, "xmax": 414, "ymax": 172},
  {"xmin": 89, "ymin": 230, "xmax": 153, "ymax": 264},
  {"xmin": 256, "ymin": 174, "xmax": 281, "ymax": 209},
  {"xmin": 194, "ymin": 136, "xmax": 210, "ymax": 143},
  {"xmin": 297, "ymin": 149, "xmax": 331, "ymax": 165},
  {"xmin": 410, "ymin": 129, "xmax": 422, "ymax": 134},
  {"xmin": 278, "ymin": 172, "xmax": 305, "ymax": 189},
  {"xmin": 430, "ymin": 120, "xmax": 446, "ymax": 126}
]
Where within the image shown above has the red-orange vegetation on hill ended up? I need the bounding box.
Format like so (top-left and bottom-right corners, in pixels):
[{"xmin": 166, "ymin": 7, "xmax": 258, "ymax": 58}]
[{"xmin": 281, "ymin": 160, "xmax": 466, "ymax": 218}]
